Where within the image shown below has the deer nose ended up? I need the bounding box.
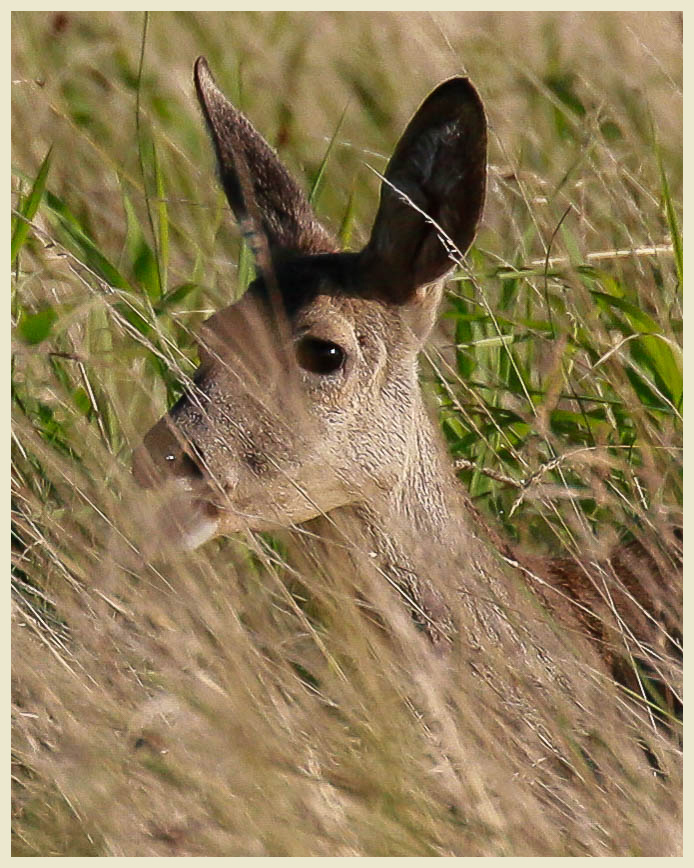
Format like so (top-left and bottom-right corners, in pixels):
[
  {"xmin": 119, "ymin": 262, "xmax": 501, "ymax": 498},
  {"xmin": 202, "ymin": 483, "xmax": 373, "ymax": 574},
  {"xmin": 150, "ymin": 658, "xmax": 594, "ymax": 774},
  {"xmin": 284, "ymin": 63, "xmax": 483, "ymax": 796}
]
[{"xmin": 132, "ymin": 419, "xmax": 205, "ymax": 490}]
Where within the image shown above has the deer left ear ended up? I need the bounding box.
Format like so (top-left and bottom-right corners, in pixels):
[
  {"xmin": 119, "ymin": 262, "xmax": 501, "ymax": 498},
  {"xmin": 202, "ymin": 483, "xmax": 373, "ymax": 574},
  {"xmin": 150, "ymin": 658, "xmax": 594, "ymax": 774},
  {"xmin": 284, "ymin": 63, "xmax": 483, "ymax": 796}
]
[
  {"xmin": 194, "ymin": 57, "xmax": 337, "ymax": 259},
  {"xmin": 359, "ymin": 77, "xmax": 487, "ymax": 304}
]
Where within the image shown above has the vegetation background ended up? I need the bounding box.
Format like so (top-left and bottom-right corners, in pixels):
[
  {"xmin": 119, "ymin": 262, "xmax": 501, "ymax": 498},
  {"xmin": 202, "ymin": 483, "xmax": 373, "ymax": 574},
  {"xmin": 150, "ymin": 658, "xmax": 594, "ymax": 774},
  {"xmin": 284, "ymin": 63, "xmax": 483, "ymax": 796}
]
[{"xmin": 12, "ymin": 10, "xmax": 682, "ymax": 856}]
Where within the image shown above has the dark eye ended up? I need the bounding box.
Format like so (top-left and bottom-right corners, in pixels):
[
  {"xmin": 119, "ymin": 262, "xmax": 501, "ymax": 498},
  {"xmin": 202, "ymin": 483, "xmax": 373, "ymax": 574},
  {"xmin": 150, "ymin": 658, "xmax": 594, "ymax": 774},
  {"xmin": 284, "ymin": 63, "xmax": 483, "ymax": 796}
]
[{"xmin": 295, "ymin": 337, "xmax": 346, "ymax": 375}]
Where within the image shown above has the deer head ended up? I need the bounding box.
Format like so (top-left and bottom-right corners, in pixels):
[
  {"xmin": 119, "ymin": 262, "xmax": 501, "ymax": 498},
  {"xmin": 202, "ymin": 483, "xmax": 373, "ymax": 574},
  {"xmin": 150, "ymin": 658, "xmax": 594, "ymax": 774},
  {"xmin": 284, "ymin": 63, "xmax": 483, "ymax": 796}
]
[{"xmin": 132, "ymin": 58, "xmax": 486, "ymax": 550}]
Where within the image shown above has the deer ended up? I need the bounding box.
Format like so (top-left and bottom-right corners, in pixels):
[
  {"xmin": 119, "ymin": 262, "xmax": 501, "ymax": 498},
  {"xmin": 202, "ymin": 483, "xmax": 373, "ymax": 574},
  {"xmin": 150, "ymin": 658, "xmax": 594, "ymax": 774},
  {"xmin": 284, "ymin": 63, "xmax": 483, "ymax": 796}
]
[{"xmin": 132, "ymin": 57, "xmax": 681, "ymax": 747}]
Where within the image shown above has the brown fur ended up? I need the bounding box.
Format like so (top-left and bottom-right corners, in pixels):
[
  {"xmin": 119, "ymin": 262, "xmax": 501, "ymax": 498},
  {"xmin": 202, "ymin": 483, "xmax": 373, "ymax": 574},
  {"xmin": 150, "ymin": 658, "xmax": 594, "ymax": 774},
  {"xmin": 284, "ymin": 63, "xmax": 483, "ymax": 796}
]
[{"xmin": 133, "ymin": 58, "xmax": 680, "ymax": 725}]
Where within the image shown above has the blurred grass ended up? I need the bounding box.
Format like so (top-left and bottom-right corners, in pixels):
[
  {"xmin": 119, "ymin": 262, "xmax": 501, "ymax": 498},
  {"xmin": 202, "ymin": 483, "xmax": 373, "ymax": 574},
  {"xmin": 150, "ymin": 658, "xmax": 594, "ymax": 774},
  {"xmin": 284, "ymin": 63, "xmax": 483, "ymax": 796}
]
[{"xmin": 11, "ymin": 10, "xmax": 682, "ymax": 856}]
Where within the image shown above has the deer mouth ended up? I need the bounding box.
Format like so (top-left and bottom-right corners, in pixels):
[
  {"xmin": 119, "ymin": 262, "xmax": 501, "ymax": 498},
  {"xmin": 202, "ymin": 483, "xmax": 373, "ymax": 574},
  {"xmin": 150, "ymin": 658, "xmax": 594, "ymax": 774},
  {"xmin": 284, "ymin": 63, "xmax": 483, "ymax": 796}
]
[
  {"xmin": 137, "ymin": 482, "xmax": 222, "ymax": 553},
  {"xmin": 147, "ymin": 479, "xmax": 290, "ymax": 551},
  {"xmin": 178, "ymin": 495, "xmax": 222, "ymax": 550}
]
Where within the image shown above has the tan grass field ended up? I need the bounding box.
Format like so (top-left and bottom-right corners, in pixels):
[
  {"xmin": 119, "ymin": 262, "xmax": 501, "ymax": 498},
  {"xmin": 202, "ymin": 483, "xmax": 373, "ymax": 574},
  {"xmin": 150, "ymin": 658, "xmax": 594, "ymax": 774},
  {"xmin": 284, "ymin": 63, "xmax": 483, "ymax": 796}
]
[{"xmin": 11, "ymin": 11, "xmax": 682, "ymax": 856}]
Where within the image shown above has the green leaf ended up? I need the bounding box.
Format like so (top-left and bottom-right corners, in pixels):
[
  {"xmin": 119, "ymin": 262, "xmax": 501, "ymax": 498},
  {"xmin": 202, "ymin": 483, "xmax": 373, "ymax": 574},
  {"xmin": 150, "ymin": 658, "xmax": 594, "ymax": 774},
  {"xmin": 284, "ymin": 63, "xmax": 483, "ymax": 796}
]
[
  {"xmin": 113, "ymin": 301, "xmax": 152, "ymax": 337},
  {"xmin": 590, "ymin": 289, "xmax": 682, "ymax": 408},
  {"xmin": 44, "ymin": 189, "xmax": 82, "ymax": 229},
  {"xmin": 631, "ymin": 335, "xmax": 682, "ymax": 410},
  {"xmin": 624, "ymin": 365, "xmax": 666, "ymax": 411},
  {"xmin": 123, "ymin": 192, "xmax": 161, "ymax": 302},
  {"xmin": 590, "ymin": 290, "xmax": 659, "ymax": 333},
  {"xmin": 338, "ymin": 188, "xmax": 357, "ymax": 248},
  {"xmin": 11, "ymin": 148, "xmax": 53, "ymax": 262},
  {"xmin": 18, "ymin": 308, "xmax": 58, "ymax": 345},
  {"xmin": 155, "ymin": 282, "xmax": 201, "ymax": 313},
  {"xmin": 545, "ymin": 72, "xmax": 586, "ymax": 118},
  {"xmin": 71, "ymin": 387, "xmax": 92, "ymax": 416},
  {"xmin": 153, "ymin": 142, "xmax": 169, "ymax": 293},
  {"xmin": 237, "ymin": 239, "xmax": 256, "ymax": 297},
  {"xmin": 659, "ymin": 156, "xmax": 683, "ymax": 287},
  {"xmin": 309, "ymin": 102, "xmax": 349, "ymax": 206},
  {"xmin": 45, "ymin": 191, "xmax": 131, "ymax": 290}
]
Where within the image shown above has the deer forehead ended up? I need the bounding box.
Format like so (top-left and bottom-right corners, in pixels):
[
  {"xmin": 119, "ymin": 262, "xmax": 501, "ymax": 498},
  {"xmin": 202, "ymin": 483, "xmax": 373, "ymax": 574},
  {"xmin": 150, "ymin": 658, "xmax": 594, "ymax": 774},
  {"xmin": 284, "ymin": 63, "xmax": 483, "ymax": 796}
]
[
  {"xmin": 293, "ymin": 292, "xmax": 407, "ymax": 348},
  {"xmin": 201, "ymin": 284, "xmax": 417, "ymax": 364}
]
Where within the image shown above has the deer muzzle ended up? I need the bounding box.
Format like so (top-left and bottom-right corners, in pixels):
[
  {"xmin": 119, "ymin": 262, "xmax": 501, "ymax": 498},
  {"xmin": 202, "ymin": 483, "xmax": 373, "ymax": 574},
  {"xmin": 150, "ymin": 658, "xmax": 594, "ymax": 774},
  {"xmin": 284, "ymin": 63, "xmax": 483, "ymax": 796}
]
[{"xmin": 132, "ymin": 417, "xmax": 224, "ymax": 551}]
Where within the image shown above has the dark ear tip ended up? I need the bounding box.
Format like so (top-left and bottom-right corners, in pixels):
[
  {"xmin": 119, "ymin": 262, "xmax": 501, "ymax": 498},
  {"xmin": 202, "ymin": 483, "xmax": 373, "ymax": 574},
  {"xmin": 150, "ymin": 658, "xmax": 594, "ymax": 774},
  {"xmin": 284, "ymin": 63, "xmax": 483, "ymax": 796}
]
[
  {"xmin": 193, "ymin": 56, "xmax": 215, "ymax": 98},
  {"xmin": 194, "ymin": 55, "xmax": 210, "ymax": 79},
  {"xmin": 194, "ymin": 56, "xmax": 223, "ymax": 118},
  {"xmin": 426, "ymin": 76, "xmax": 484, "ymax": 112},
  {"xmin": 435, "ymin": 75, "xmax": 474, "ymax": 91}
]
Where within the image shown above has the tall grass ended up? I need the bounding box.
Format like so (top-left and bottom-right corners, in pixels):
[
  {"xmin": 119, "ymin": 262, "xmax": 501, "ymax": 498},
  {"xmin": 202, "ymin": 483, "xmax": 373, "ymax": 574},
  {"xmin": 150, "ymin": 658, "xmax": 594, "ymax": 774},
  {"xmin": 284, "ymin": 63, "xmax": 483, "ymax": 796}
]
[{"xmin": 11, "ymin": 11, "xmax": 682, "ymax": 856}]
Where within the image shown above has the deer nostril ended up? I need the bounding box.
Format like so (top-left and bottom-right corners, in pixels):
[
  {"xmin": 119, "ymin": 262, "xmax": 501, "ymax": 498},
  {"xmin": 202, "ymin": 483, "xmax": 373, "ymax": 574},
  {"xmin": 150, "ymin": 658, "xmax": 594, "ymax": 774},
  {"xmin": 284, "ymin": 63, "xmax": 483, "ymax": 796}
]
[
  {"xmin": 177, "ymin": 449, "xmax": 205, "ymax": 481},
  {"xmin": 154, "ymin": 445, "xmax": 205, "ymax": 483},
  {"xmin": 132, "ymin": 435, "xmax": 206, "ymax": 489}
]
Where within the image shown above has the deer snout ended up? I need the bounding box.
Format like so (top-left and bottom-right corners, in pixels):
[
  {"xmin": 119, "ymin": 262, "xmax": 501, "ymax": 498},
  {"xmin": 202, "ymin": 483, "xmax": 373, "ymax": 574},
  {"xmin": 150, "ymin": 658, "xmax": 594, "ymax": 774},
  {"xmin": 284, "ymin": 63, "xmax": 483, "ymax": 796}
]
[
  {"xmin": 132, "ymin": 418, "xmax": 206, "ymax": 491},
  {"xmin": 131, "ymin": 418, "xmax": 224, "ymax": 552}
]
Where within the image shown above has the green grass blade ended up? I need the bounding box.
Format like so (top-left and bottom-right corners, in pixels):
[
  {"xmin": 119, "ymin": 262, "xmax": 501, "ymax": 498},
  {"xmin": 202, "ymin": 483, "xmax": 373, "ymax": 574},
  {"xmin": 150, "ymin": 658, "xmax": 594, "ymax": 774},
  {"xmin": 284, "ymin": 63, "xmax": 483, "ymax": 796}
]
[
  {"xmin": 590, "ymin": 290, "xmax": 682, "ymax": 408},
  {"xmin": 659, "ymin": 154, "xmax": 682, "ymax": 286},
  {"xmin": 237, "ymin": 240, "xmax": 256, "ymax": 297},
  {"xmin": 123, "ymin": 190, "xmax": 161, "ymax": 302},
  {"xmin": 45, "ymin": 191, "xmax": 132, "ymax": 290},
  {"xmin": 11, "ymin": 148, "xmax": 53, "ymax": 262},
  {"xmin": 155, "ymin": 282, "xmax": 204, "ymax": 313},
  {"xmin": 631, "ymin": 335, "xmax": 682, "ymax": 410},
  {"xmin": 309, "ymin": 102, "xmax": 349, "ymax": 207},
  {"xmin": 338, "ymin": 188, "xmax": 357, "ymax": 248},
  {"xmin": 153, "ymin": 141, "xmax": 169, "ymax": 294},
  {"xmin": 17, "ymin": 308, "xmax": 58, "ymax": 345},
  {"xmin": 590, "ymin": 290, "xmax": 660, "ymax": 332}
]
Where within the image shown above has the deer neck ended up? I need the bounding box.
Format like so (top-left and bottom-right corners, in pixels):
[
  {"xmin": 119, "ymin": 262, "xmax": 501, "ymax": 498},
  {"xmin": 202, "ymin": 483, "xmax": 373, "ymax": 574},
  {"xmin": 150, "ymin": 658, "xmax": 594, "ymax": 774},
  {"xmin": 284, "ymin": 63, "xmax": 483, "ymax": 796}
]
[
  {"xmin": 301, "ymin": 396, "xmax": 482, "ymax": 645},
  {"xmin": 390, "ymin": 410, "xmax": 460, "ymax": 542}
]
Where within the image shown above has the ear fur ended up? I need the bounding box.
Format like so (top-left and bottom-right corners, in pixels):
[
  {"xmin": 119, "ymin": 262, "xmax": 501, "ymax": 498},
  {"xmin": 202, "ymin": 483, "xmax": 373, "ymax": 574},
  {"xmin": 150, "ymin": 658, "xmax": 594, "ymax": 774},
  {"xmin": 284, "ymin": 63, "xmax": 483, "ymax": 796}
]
[
  {"xmin": 194, "ymin": 57, "xmax": 336, "ymax": 259},
  {"xmin": 360, "ymin": 76, "xmax": 487, "ymax": 304}
]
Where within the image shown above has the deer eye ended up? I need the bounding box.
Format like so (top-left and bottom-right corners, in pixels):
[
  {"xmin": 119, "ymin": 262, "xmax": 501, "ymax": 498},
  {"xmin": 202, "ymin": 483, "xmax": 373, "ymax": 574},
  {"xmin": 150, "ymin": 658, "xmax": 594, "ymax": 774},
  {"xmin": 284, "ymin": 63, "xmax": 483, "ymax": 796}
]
[{"xmin": 295, "ymin": 337, "xmax": 346, "ymax": 375}]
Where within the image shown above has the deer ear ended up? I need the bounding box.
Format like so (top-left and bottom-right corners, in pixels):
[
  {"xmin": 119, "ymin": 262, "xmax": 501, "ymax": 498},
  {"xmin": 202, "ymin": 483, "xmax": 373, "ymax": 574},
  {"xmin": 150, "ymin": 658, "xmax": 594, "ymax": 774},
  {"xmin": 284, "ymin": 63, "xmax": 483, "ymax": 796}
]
[
  {"xmin": 359, "ymin": 77, "xmax": 486, "ymax": 304},
  {"xmin": 194, "ymin": 57, "xmax": 336, "ymax": 259}
]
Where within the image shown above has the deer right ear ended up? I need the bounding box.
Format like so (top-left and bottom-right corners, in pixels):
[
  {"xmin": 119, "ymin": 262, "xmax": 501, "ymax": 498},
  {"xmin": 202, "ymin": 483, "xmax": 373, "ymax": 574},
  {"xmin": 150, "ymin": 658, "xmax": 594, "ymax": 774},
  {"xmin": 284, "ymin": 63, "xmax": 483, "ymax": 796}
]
[
  {"xmin": 194, "ymin": 57, "xmax": 336, "ymax": 259},
  {"xmin": 359, "ymin": 77, "xmax": 487, "ymax": 304}
]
